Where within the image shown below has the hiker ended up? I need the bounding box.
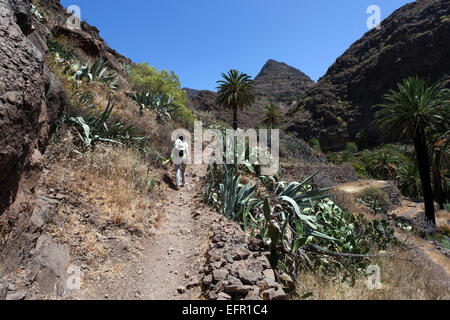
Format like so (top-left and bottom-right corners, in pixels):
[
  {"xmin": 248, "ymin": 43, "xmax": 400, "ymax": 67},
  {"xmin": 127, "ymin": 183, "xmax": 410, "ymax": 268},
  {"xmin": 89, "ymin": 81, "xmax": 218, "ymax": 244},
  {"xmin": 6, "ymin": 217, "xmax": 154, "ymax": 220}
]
[{"xmin": 172, "ymin": 136, "xmax": 190, "ymax": 189}]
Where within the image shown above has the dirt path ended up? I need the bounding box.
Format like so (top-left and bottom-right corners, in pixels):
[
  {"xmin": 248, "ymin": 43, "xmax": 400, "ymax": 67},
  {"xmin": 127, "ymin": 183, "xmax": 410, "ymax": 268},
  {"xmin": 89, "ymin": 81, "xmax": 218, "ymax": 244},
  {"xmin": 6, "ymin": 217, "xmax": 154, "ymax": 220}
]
[
  {"xmin": 136, "ymin": 166, "xmax": 211, "ymax": 299},
  {"xmin": 335, "ymin": 179, "xmax": 450, "ymax": 281},
  {"xmin": 94, "ymin": 164, "xmax": 214, "ymax": 300}
]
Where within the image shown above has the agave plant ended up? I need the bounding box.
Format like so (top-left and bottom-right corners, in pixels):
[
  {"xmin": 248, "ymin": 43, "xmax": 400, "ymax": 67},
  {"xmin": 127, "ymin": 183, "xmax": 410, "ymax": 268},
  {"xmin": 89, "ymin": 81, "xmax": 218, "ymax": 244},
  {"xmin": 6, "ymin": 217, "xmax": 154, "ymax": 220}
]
[
  {"xmin": 132, "ymin": 90, "xmax": 179, "ymax": 123},
  {"xmin": 250, "ymin": 173, "xmax": 333, "ymax": 269},
  {"xmin": 73, "ymin": 58, "xmax": 118, "ymax": 89},
  {"xmin": 219, "ymin": 163, "xmax": 259, "ymax": 219},
  {"xmin": 70, "ymin": 99, "xmax": 144, "ymax": 148}
]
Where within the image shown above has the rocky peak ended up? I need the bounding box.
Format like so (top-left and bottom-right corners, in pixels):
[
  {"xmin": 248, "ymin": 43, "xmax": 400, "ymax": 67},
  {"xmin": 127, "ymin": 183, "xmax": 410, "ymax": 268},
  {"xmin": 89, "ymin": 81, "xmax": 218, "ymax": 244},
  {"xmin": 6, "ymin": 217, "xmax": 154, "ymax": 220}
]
[{"xmin": 253, "ymin": 59, "xmax": 314, "ymax": 105}]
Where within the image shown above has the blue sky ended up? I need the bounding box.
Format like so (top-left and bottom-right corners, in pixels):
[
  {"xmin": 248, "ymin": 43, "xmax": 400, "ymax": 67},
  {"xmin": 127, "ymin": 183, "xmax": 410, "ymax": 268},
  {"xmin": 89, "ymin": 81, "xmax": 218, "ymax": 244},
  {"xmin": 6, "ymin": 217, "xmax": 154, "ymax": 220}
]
[{"xmin": 60, "ymin": 0, "xmax": 413, "ymax": 91}]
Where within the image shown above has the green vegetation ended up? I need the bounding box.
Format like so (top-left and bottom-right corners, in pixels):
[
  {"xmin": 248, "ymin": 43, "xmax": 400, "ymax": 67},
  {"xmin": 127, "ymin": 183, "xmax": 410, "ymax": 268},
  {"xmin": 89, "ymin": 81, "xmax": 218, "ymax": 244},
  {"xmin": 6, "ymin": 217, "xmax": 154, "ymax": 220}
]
[
  {"xmin": 397, "ymin": 158, "xmax": 422, "ymax": 199},
  {"xmin": 204, "ymin": 153, "xmax": 399, "ymax": 281},
  {"xmin": 441, "ymin": 15, "xmax": 450, "ymax": 23},
  {"xmin": 373, "ymin": 76, "xmax": 450, "ymax": 227},
  {"xmin": 342, "ymin": 142, "xmax": 358, "ymax": 162},
  {"xmin": 129, "ymin": 63, "xmax": 194, "ymax": 126},
  {"xmin": 308, "ymin": 138, "xmax": 321, "ymax": 153},
  {"xmin": 328, "ymin": 144, "xmax": 427, "ymax": 200},
  {"xmin": 262, "ymin": 103, "xmax": 283, "ymax": 129},
  {"xmin": 71, "ymin": 58, "xmax": 118, "ymax": 90},
  {"xmin": 366, "ymin": 148, "xmax": 399, "ymax": 180},
  {"xmin": 355, "ymin": 129, "xmax": 369, "ymax": 149},
  {"xmin": 205, "ymin": 163, "xmax": 258, "ymax": 219},
  {"xmin": 47, "ymin": 38, "xmax": 77, "ymax": 61},
  {"xmin": 216, "ymin": 69, "xmax": 256, "ymax": 130},
  {"xmin": 356, "ymin": 187, "xmax": 391, "ymax": 214},
  {"xmin": 69, "ymin": 98, "xmax": 144, "ymax": 150},
  {"xmin": 444, "ymin": 202, "xmax": 450, "ymax": 213},
  {"xmin": 427, "ymin": 233, "xmax": 450, "ymax": 250},
  {"xmin": 31, "ymin": 1, "xmax": 45, "ymax": 22},
  {"xmin": 133, "ymin": 90, "xmax": 179, "ymax": 123}
]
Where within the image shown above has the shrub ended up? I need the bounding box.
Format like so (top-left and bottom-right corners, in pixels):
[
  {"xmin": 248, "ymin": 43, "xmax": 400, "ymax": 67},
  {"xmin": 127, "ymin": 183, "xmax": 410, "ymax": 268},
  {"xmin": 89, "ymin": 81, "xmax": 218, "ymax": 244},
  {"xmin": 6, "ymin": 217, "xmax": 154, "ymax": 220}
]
[
  {"xmin": 133, "ymin": 90, "xmax": 180, "ymax": 123},
  {"xmin": 346, "ymin": 142, "xmax": 358, "ymax": 154},
  {"xmin": 326, "ymin": 152, "xmax": 341, "ymax": 164},
  {"xmin": 397, "ymin": 159, "xmax": 422, "ymax": 199},
  {"xmin": 355, "ymin": 129, "xmax": 368, "ymax": 149},
  {"xmin": 329, "ymin": 189, "xmax": 359, "ymax": 214},
  {"xmin": 47, "ymin": 37, "xmax": 77, "ymax": 62},
  {"xmin": 351, "ymin": 162, "xmax": 368, "ymax": 178},
  {"xmin": 366, "ymin": 149, "xmax": 399, "ymax": 180},
  {"xmin": 444, "ymin": 202, "xmax": 450, "ymax": 213},
  {"xmin": 205, "ymin": 164, "xmax": 400, "ymax": 281},
  {"xmin": 308, "ymin": 138, "xmax": 321, "ymax": 152},
  {"xmin": 129, "ymin": 63, "xmax": 187, "ymax": 108},
  {"xmin": 356, "ymin": 187, "xmax": 391, "ymax": 214}
]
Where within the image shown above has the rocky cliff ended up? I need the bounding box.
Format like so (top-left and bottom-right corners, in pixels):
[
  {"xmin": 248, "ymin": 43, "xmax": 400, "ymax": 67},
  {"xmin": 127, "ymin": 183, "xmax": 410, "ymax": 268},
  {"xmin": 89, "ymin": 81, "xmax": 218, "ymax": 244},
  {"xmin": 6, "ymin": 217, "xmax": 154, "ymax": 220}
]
[
  {"xmin": 0, "ymin": 0, "xmax": 66, "ymax": 280},
  {"xmin": 0, "ymin": 0, "xmax": 136, "ymax": 298},
  {"xmin": 286, "ymin": 0, "xmax": 450, "ymax": 151}
]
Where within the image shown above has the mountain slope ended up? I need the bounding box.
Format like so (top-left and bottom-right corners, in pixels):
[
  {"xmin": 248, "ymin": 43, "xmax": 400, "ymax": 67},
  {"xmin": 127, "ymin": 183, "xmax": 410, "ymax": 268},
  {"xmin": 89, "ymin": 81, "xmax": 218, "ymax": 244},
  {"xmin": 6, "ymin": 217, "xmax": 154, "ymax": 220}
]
[
  {"xmin": 253, "ymin": 59, "xmax": 314, "ymax": 105},
  {"xmin": 286, "ymin": 0, "xmax": 450, "ymax": 151}
]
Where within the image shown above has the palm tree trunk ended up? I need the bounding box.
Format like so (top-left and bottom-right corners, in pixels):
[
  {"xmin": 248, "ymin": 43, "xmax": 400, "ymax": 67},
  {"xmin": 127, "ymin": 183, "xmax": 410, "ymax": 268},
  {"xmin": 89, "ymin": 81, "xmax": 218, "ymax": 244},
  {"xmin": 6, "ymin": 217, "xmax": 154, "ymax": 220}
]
[
  {"xmin": 413, "ymin": 126, "xmax": 436, "ymax": 228},
  {"xmin": 432, "ymin": 150, "xmax": 446, "ymax": 209},
  {"xmin": 233, "ymin": 106, "xmax": 238, "ymax": 131}
]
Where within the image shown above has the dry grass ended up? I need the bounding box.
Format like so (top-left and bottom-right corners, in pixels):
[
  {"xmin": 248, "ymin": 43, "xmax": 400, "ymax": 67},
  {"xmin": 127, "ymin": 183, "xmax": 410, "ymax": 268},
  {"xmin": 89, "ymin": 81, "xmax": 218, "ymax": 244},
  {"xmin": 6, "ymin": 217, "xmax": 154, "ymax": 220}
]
[
  {"xmin": 330, "ymin": 189, "xmax": 367, "ymax": 216},
  {"xmin": 296, "ymin": 250, "xmax": 450, "ymax": 300},
  {"xmin": 45, "ymin": 141, "xmax": 160, "ymax": 234},
  {"xmin": 41, "ymin": 132, "xmax": 166, "ymax": 270}
]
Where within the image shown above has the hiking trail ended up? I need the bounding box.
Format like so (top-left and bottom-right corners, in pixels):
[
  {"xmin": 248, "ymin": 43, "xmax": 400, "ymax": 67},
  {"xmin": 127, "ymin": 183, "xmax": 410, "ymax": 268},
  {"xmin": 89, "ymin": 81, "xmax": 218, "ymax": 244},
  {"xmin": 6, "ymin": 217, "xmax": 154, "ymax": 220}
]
[{"xmin": 84, "ymin": 165, "xmax": 214, "ymax": 300}]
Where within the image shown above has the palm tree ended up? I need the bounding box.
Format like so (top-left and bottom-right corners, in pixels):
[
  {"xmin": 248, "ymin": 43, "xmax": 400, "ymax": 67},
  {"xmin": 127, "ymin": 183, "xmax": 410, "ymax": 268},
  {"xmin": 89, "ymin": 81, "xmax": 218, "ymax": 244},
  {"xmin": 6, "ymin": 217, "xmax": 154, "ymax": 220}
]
[
  {"xmin": 426, "ymin": 100, "xmax": 450, "ymax": 209},
  {"xmin": 373, "ymin": 76, "xmax": 449, "ymax": 228},
  {"xmin": 368, "ymin": 149, "xmax": 399, "ymax": 180},
  {"xmin": 262, "ymin": 103, "xmax": 283, "ymax": 129},
  {"xmin": 216, "ymin": 70, "xmax": 255, "ymax": 130}
]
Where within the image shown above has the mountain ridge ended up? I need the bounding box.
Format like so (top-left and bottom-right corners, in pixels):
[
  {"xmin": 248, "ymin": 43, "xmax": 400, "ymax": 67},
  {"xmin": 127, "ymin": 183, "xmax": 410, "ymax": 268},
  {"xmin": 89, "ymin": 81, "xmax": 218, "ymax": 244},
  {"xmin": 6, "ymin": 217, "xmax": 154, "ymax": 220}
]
[{"xmin": 286, "ymin": 0, "xmax": 450, "ymax": 151}]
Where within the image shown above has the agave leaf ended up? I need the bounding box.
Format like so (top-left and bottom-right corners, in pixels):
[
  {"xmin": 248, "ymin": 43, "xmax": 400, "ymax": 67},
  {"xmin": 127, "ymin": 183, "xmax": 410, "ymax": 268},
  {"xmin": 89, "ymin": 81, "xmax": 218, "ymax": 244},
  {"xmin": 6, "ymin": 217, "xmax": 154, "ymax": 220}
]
[{"xmin": 299, "ymin": 170, "xmax": 321, "ymax": 187}]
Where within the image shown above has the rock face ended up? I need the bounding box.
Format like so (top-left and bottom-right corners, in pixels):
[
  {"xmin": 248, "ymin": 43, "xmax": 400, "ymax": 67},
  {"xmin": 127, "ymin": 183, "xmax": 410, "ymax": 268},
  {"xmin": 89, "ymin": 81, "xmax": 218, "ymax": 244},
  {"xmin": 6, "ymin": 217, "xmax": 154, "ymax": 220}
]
[
  {"xmin": 287, "ymin": 0, "xmax": 450, "ymax": 151},
  {"xmin": 201, "ymin": 216, "xmax": 288, "ymax": 301},
  {"xmin": 253, "ymin": 59, "xmax": 314, "ymax": 105},
  {"xmin": 183, "ymin": 87, "xmax": 202, "ymax": 100},
  {"xmin": 0, "ymin": 0, "xmax": 66, "ymax": 280}
]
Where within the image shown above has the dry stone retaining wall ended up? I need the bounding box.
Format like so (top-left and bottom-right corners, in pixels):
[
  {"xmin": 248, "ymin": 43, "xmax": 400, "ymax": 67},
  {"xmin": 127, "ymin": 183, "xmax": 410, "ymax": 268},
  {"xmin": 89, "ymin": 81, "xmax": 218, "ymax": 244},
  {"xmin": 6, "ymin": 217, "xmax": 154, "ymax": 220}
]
[{"xmin": 201, "ymin": 215, "xmax": 288, "ymax": 300}]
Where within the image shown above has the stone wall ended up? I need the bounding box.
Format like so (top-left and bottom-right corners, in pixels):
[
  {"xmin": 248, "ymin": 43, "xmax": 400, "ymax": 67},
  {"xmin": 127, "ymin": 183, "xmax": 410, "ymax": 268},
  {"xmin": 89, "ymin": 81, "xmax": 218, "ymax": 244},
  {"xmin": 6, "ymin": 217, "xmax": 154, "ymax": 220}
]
[{"xmin": 201, "ymin": 215, "xmax": 288, "ymax": 300}]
